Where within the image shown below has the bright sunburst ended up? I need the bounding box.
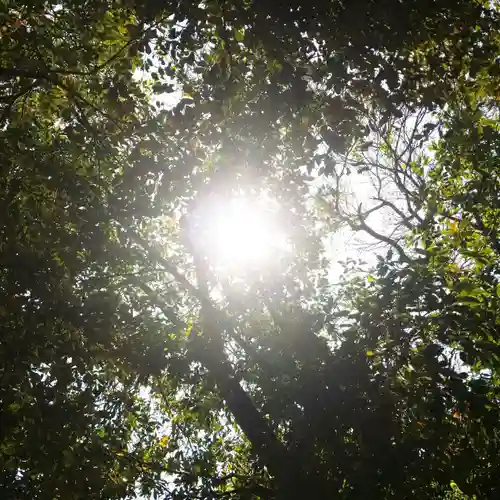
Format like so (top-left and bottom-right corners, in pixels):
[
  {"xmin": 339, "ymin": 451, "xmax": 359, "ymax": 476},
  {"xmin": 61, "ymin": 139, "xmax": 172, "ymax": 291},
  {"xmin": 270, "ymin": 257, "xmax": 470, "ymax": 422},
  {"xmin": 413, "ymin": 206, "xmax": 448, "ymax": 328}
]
[{"xmin": 200, "ymin": 196, "xmax": 286, "ymax": 269}]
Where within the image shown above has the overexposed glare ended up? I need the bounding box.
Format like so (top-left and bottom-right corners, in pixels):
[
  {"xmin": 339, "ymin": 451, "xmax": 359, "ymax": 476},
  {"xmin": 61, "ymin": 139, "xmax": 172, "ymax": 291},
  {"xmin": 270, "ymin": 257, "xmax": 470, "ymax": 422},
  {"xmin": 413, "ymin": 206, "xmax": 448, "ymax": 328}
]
[{"xmin": 203, "ymin": 197, "xmax": 285, "ymax": 268}]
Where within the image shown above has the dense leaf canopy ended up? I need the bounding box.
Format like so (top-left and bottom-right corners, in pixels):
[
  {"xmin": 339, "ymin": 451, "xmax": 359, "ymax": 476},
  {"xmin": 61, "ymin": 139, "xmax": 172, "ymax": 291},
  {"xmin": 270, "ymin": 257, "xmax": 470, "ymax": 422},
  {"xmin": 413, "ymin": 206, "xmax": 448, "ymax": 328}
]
[{"xmin": 1, "ymin": 0, "xmax": 500, "ymax": 499}]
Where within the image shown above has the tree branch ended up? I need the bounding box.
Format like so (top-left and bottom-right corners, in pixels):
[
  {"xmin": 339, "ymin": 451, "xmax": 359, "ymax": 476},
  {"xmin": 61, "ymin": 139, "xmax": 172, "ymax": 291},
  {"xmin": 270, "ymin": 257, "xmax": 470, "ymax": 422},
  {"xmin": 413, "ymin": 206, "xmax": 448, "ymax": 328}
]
[
  {"xmin": 372, "ymin": 197, "xmax": 416, "ymax": 230},
  {"xmin": 354, "ymin": 203, "xmax": 412, "ymax": 264},
  {"xmin": 135, "ymin": 277, "xmax": 307, "ymax": 497}
]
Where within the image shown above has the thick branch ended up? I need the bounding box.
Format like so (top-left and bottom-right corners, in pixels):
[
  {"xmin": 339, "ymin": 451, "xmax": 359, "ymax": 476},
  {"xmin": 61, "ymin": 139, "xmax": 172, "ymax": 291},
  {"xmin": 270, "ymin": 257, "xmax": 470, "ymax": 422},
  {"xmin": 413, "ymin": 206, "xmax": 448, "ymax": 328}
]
[{"xmin": 136, "ymin": 278, "xmax": 307, "ymax": 498}]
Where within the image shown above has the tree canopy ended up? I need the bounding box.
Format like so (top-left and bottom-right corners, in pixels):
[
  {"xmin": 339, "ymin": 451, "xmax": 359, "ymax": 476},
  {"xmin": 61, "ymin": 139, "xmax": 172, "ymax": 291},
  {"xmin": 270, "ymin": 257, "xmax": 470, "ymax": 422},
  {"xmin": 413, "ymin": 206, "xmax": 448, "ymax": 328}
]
[{"xmin": 1, "ymin": 0, "xmax": 500, "ymax": 499}]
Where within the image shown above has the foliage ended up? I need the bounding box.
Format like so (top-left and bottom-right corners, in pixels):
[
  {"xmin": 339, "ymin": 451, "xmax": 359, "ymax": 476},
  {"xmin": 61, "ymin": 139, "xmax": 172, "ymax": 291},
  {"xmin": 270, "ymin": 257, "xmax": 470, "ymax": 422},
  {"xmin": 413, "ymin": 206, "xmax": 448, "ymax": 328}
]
[{"xmin": 1, "ymin": 0, "xmax": 500, "ymax": 499}]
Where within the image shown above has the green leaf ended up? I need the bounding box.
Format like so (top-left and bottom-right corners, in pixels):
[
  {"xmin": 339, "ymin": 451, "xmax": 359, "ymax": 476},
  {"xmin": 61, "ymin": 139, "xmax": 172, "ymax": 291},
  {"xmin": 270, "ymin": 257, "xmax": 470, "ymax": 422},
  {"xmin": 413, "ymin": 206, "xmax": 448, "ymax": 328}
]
[{"xmin": 234, "ymin": 27, "xmax": 245, "ymax": 42}]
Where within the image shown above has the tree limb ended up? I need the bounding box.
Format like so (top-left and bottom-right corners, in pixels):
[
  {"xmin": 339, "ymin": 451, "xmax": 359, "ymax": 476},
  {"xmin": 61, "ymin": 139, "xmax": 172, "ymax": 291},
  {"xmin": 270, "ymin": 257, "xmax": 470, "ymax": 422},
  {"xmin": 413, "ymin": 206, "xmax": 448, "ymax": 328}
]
[{"xmin": 354, "ymin": 203, "xmax": 412, "ymax": 264}]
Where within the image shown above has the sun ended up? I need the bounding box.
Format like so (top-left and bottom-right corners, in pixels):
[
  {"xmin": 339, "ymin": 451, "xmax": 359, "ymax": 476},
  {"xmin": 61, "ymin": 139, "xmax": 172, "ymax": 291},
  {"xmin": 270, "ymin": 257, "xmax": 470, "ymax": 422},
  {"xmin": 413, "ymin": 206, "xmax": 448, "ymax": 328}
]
[{"xmin": 200, "ymin": 196, "xmax": 286, "ymax": 270}]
